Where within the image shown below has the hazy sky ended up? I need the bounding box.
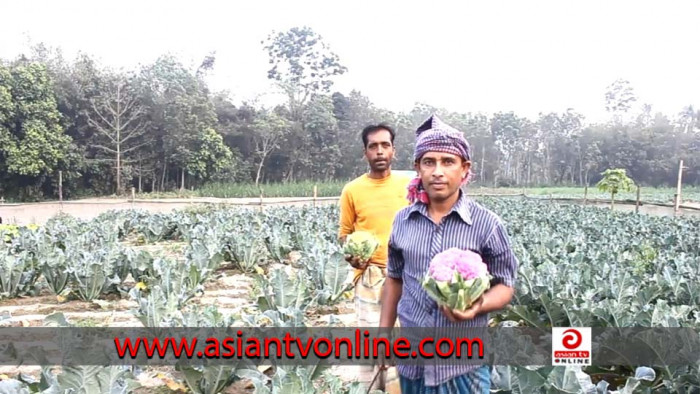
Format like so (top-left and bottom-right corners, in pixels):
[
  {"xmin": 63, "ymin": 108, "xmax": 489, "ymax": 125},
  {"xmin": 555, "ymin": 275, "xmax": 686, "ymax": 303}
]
[{"xmin": 2, "ymin": 0, "xmax": 699, "ymax": 123}]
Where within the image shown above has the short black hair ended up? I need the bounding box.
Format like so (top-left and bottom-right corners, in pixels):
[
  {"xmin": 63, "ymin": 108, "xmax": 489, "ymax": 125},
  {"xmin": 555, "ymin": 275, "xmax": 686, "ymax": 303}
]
[{"xmin": 361, "ymin": 123, "xmax": 395, "ymax": 148}]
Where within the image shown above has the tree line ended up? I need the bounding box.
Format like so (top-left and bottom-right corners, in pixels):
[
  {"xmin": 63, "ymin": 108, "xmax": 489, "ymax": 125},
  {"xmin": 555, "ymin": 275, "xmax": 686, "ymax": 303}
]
[{"xmin": 1, "ymin": 26, "xmax": 698, "ymax": 201}]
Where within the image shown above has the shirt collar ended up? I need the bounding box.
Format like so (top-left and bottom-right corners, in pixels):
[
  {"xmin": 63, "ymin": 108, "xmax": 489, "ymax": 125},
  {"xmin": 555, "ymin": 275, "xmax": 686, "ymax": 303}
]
[{"xmin": 406, "ymin": 189, "xmax": 473, "ymax": 225}]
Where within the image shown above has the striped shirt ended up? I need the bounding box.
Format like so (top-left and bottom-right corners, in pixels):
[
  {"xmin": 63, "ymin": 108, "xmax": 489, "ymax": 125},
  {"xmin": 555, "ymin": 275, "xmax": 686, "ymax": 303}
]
[{"xmin": 386, "ymin": 190, "xmax": 518, "ymax": 386}]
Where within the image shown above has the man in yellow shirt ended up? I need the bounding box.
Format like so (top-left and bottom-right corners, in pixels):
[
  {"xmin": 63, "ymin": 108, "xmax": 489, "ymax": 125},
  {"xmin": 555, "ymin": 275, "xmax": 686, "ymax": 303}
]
[{"xmin": 338, "ymin": 123, "xmax": 410, "ymax": 391}]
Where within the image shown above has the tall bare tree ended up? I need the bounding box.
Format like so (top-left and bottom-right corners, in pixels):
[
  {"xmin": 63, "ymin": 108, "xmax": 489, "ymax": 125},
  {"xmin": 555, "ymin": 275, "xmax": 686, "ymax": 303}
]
[{"xmin": 87, "ymin": 75, "xmax": 149, "ymax": 195}]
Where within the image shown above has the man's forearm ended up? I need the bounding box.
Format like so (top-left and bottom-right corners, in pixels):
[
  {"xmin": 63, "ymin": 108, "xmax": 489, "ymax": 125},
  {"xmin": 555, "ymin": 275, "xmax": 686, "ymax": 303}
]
[
  {"xmin": 379, "ymin": 277, "xmax": 402, "ymax": 328},
  {"xmin": 479, "ymin": 284, "xmax": 514, "ymax": 314}
]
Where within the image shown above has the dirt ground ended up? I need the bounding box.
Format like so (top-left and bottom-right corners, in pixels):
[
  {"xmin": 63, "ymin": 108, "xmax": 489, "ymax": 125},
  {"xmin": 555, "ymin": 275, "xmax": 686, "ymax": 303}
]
[
  {"xmin": 0, "ymin": 197, "xmax": 340, "ymax": 226},
  {"xmin": 2, "ymin": 195, "xmax": 699, "ymax": 226},
  {"xmin": 556, "ymin": 199, "xmax": 700, "ymax": 218}
]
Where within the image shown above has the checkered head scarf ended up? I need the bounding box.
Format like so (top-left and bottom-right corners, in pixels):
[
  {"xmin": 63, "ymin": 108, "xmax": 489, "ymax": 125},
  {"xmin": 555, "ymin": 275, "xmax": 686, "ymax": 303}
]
[
  {"xmin": 406, "ymin": 115, "xmax": 473, "ymax": 204},
  {"xmin": 414, "ymin": 115, "xmax": 471, "ymax": 162}
]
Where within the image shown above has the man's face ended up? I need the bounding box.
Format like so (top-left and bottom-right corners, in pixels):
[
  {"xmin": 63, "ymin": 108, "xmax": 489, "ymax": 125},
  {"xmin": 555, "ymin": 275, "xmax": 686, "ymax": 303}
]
[
  {"xmin": 414, "ymin": 151, "xmax": 470, "ymax": 203},
  {"xmin": 364, "ymin": 129, "xmax": 395, "ymax": 172}
]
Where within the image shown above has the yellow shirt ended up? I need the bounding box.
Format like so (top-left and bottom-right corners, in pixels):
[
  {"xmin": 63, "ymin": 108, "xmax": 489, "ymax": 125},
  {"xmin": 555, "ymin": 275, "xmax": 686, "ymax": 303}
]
[{"xmin": 338, "ymin": 172, "xmax": 412, "ymax": 280}]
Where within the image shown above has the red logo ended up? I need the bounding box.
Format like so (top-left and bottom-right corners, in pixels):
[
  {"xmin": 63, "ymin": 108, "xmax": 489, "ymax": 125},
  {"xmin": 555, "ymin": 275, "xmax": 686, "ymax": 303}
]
[
  {"xmin": 562, "ymin": 329, "xmax": 582, "ymax": 349},
  {"xmin": 553, "ymin": 327, "xmax": 591, "ymax": 366}
]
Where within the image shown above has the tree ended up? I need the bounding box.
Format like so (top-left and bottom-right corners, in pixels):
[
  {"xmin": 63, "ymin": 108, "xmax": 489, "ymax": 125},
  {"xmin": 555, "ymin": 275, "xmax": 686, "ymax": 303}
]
[
  {"xmin": 678, "ymin": 105, "xmax": 697, "ymax": 134},
  {"xmin": 605, "ymin": 79, "xmax": 637, "ymax": 124},
  {"xmin": 25, "ymin": 45, "xmax": 113, "ymax": 196},
  {"xmin": 302, "ymin": 95, "xmax": 342, "ymax": 180},
  {"xmin": 491, "ymin": 112, "xmax": 524, "ymax": 186},
  {"xmin": 558, "ymin": 109, "xmax": 585, "ymax": 185},
  {"xmin": 138, "ymin": 55, "xmax": 227, "ymax": 191},
  {"xmin": 0, "ymin": 61, "xmax": 72, "ymax": 200},
  {"xmin": 637, "ymin": 103, "xmax": 654, "ymax": 129},
  {"xmin": 596, "ymin": 168, "xmax": 635, "ymax": 210},
  {"xmin": 262, "ymin": 27, "xmax": 347, "ymax": 182},
  {"xmin": 263, "ymin": 26, "xmax": 347, "ymax": 120},
  {"xmin": 185, "ymin": 127, "xmax": 237, "ymax": 183},
  {"xmin": 252, "ymin": 110, "xmax": 289, "ymax": 186},
  {"xmin": 579, "ymin": 129, "xmax": 603, "ymax": 186},
  {"xmin": 461, "ymin": 113, "xmax": 494, "ymax": 185},
  {"xmin": 87, "ymin": 74, "xmax": 148, "ymax": 195}
]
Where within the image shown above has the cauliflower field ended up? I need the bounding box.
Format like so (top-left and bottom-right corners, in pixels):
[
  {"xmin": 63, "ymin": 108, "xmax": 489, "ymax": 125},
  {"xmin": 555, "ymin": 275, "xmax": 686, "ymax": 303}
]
[{"xmin": 1, "ymin": 197, "xmax": 699, "ymax": 393}]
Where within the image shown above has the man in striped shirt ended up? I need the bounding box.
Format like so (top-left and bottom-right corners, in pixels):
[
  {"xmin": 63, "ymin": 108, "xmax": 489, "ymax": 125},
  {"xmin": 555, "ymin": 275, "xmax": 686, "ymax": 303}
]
[{"xmin": 379, "ymin": 115, "xmax": 518, "ymax": 393}]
